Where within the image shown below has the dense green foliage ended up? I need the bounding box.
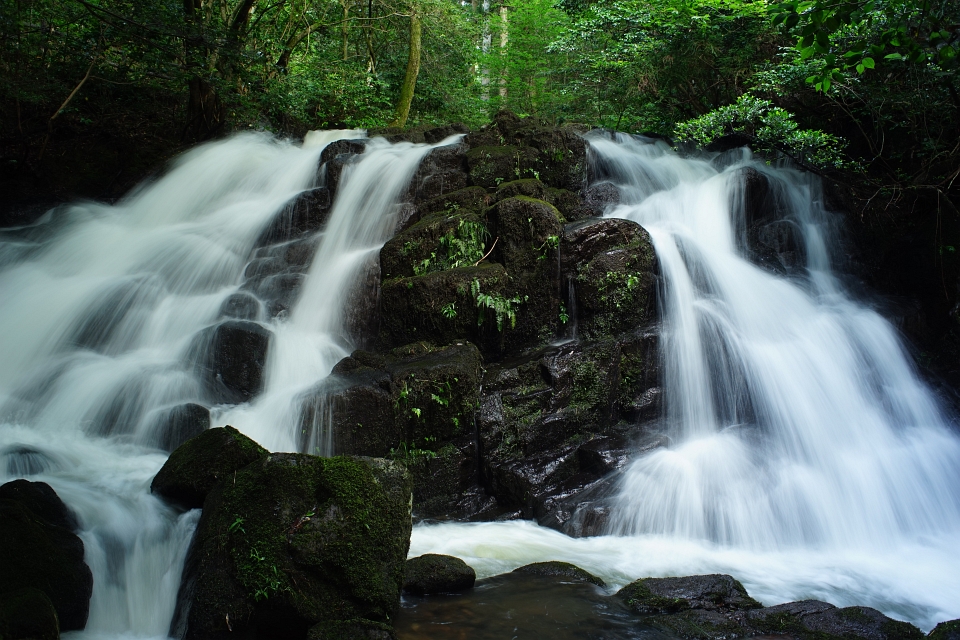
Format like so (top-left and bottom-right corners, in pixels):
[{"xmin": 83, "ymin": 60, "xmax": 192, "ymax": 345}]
[{"xmin": 1, "ymin": 0, "xmax": 957, "ymax": 220}]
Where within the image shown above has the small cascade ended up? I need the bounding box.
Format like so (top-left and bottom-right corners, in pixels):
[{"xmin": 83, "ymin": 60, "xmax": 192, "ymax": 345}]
[
  {"xmin": 0, "ymin": 130, "xmax": 452, "ymax": 638},
  {"xmin": 586, "ymin": 132, "xmax": 960, "ymax": 549}
]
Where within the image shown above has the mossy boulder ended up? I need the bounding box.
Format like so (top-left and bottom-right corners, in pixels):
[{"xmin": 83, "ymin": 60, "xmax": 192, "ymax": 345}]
[
  {"xmin": 151, "ymin": 425, "xmax": 268, "ymax": 510},
  {"xmin": 408, "ymin": 143, "xmax": 470, "ymax": 204},
  {"xmin": 380, "ymin": 210, "xmax": 488, "ymax": 280},
  {"xmin": 0, "ymin": 588, "xmax": 59, "ymax": 640},
  {"xmin": 379, "ymin": 262, "xmax": 509, "ymax": 356},
  {"xmin": 492, "ymin": 179, "xmax": 591, "ymax": 221},
  {"xmin": 616, "ymin": 574, "xmax": 761, "ymax": 615},
  {"xmin": 511, "ymin": 561, "xmax": 605, "ymax": 586},
  {"xmin": 466, "ymin": 145, "xmax": 532, "ymax": 189},
  {"xmin": 0, "ymin": 482, "xmax": 93, "ymax": 632},
  {"xmin": 403, "ymin": 554, "xmax": 476, "ymax": 595},
  {"xmin": 172, "ymin": 453, "xmax": 413, "ymax": 640}
]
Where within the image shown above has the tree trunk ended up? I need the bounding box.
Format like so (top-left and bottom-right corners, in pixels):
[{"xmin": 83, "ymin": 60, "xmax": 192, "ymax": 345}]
[
  {"xmin": 182, "ymin": 0, "xmax": 223, "ymax": 140},
  {"xmin": 389, "ymin": 9, "xmax": 421, "ymax": 128}
]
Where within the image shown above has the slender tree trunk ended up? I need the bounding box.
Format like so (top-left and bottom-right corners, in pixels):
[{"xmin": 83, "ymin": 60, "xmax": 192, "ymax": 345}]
[
  {"xmin": 498, "ymin": 4, "xmax": 508, "ymax": 99},
  {"xmin": 182, "ymin": 0, "xmax": 223, "ymax": 140},
  {"xmin": 342, "ymin": 0, "xmax": 349, "ymax": 60},
  {"xmin": 389, "ymin": 9, "xmax": 421, "ymax": 128}
]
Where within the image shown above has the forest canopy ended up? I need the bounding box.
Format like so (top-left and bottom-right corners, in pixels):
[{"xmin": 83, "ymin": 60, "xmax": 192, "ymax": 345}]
[{"xmin": 1, "ymin": 0, "xmax": 958, "ymax": 212}]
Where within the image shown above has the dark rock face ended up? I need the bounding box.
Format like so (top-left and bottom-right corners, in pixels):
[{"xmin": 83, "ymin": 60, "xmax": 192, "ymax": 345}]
[
  {"xmin": 322, "ymin": 139, "xmax": 368, "ymax": 200},
  {"xmin": 298, "ymin": 342, "xmax": 482, "ymax": 519},
  {"xmin": 511, "ymin": 561, "xmax": 605, "ymax": 587},
  {"xmin": 151, "ymin": 425, "xmax": 268, "ymax": 510},
  {"xmin": 617, "ymin": 574, "xmax": 762, "ymax": 615},
  {"xmin": 257, "ymin": 187, "xmax": 332, "ymax": 246},
  {"xmin": 152, "ymin": 402, "xmax": 209, "ymax": 452},
  {"xmin": 0, "ymin": 588, "xmax": 60, "ymax": 640},
  {"xmin": 744, "ymin": 601, "xmax": 926, "ymax": 640},
  {"xmin": 403, "ymin": 554, "xmax": 476, "ymax": 595},
  {"xmin": 218, "ymin": 292, "xmax": 261, "ymax": 321},
  {"xmin": 171, "ymin": 453, "xmax": 413, "ymax": 640},
  {"xmin": 732, "ymin": 166, "xmax": 803, "ymax": 274},
  {"xmin": 0, "ymin": 478, "xmax": 78, "ymax": 530},
  {"xmin": 194, "ymin": 320, "xmax": 272, "ymax": 404},
  {"xmin": 408, "ymin": 143, "xmax": 471, "ymax": 204},
  {"xmin": 0, "ymin": 481, "xmax": 93, "ymax": 632}
]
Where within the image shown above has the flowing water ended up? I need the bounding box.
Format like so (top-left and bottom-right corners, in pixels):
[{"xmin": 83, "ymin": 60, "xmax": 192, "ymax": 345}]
[
  {"xmin": 409, "ymin": 134, "xmax": 960, "ymax": 631},
  {"xmin": 0, "ymin": 131, "xmax": 450, "ymax": 638},
  {"xmin": 2, "ymin": 129, "xmax": 959, "ymax": 637}
]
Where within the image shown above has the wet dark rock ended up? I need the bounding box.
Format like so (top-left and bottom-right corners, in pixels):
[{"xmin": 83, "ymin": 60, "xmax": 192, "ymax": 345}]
[
  {"xmin": 171, "ymin": 453, "xmax": 413, "ymax": 640},
  {"xmin": 380, "ymin": 209, "xmax": 487, "ymax": 280},
  {"xmin": 617, "ymin": 574, "xmax": 762, "ymax": 615},
  {"xmin": 152, "ymin": 402, "xmax": 210, "ymax": 452},
  {"xmin": 308, "ymin": 618, "xmax": 397, "ymax": 640},
  {"xmin": 800, "ymin": 606, "xmax": 925, "ymax": 640},
  {"xmin": 466, "ymin": 145, "xmax": 528, "ymax": 189},
  {"xmin": 424, "ymin": 123, "xmax": 470, "ymax": 144},
  {"xmin": 218, "ymin": 292, "xmax": 261, "ymax": 320},
  {"xmin": 745, "ymin": 600, "xmax": 838, "ymax": 635},
  {"xmin": 562, "ymin": 217, "xmax": 647, "ymax": 272},
  {"xmin": 194, "ymin": 320, "xmax": 272, "ymax": 404},
  {"xmin": 151, "ymin": 425, "xmax": 268, "ymax": 509},
  {"xmin": 511, "ymin": 561, "xmax": 605, "ymax": 587},
  {"xmin": 409, "ymin": 143, "xmax": 470, "ymax": 204},
  {"xmin": 706, "ymin": 133, "xmax": 754, "ymax": 153},
  {"xmin": 582, "ymin": 182, "xmax": 621, "ymax": 216},
  {"xmin": 321, "ymin": 139, "xmax": 368, "ymax": 199},
  {"xmin": 256, "ymin": 187, "xmax": 332, "ymax": 246},
  {"xmin": 403, "ymin": 554, "xmax": 476, "ymax": 595},
  {"xmin": 732, "ymin": 166, "xmax": 801, "ymax": 274},
  {"xmin": 0, "ymin": 588, "xmax": 59, "ymax": 640},
  {"xmin": 0, "ymin": 479, "xmax": 78, "ymax": 531},
  {"xmin": 342, "ymin": 256, "xmax": 382, "ymax": 349},
  {"xmin": 0, "ymin": 482, "xmax": 93, "ymax": 631},
  {"xmin": 254, "ymin": 272, "xmax": 305, "ymax": 318},
  {"xmin": 576, "ymin": 434, "xmax": 633, "ymax": 476},
  {"xmin": 244, "ymin": 255, "xmax": 286, "ymax": 281}
]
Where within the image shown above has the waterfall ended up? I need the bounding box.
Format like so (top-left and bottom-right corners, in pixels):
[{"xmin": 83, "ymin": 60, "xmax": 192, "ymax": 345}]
[
  {"xmin": 0, "ymin": 131, "xmax": 449, "ymax": 638},
  {"xmin": 409, "ymin": 133, "xmax": 960, "ymax": 630}
]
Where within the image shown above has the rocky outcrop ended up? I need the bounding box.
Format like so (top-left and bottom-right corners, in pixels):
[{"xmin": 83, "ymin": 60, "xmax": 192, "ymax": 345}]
[
  {"xmin": 152, "ymin": 402, "xmax": 210, "ymax": 452},
  {"xmin": 158, "ymin": 427, "xmax": 414, "ymax": 640},
  {"xmin": 617, "ymin": 574, "xmax": 762, "ymax": 614},
  {"xmin": 403, "ymin": 554, "xmax": 476, "ymax": 595},
  {"xmin": 0, "ymin": 480, "xmax": 93, "ymax": 632}
]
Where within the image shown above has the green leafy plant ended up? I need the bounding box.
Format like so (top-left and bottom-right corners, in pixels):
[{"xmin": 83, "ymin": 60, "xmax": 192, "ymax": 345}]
[{"xmin": 471, "ymin": 278, "xmax": 526, "ymax": 331}]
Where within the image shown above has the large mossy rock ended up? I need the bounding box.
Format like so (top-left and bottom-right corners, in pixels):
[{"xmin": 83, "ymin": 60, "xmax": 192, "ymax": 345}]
[
  {"xmin": 511, "ymin": 561, "xmax": 605, "ymax": 586},
  {"xmin": 930, "ymin": 620, "xmax": 960, "ymax": 640},
  {"xmin": 151, "ymin": 425, "xmax": 268, "ymax": 510},
  {"xmin": 172, "ymin": 453, "xmax": 413, "ymax": 640},
  {"xmin": 743, "ymin": 601, "xmax": 925, "ymax": 640},
  {"xmin": 0, "ymin": 588, "xmax": 60, "ymax": 640},
  {"xmin": 402, "ymin": 554, "xmax": 476, "ymax": 595},
  {"xmin": 0, "ymin": 481, "xmax": 93, "ymax": 632}
]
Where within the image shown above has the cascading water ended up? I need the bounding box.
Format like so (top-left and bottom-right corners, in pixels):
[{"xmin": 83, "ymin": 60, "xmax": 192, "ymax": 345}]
[
  {"xmin": 0, "ymin": 130, "xmax": 451, "ymax": 638},
  {"xmin": 410, "ymin": 133, "xmax": 960, "ymax": 629}
]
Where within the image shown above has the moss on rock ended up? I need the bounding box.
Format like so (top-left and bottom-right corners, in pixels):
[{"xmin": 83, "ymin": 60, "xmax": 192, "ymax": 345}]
[
  {"xmin": 402, "ymin": 554, "xmax": 476, "ymax": 595},
  {"xmin": 511, "ymin": 561, "xmax": 605, "ymax": 587},
  {"xmin": 617, "ymin": 575, "xmax": 761, "ymax": 615},
  {"xmin": 151, "ymin": 425, "xmax": 268, "ymax": 510},
  {"xmin": 173, "ymin": 452, "xmax": 413, "ymax": 640}
]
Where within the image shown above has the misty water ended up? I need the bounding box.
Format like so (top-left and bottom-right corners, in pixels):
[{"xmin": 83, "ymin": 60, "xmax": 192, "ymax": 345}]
[{"xmin": 1, "ymin": 130, "xmax": 958, "ymax": 638}]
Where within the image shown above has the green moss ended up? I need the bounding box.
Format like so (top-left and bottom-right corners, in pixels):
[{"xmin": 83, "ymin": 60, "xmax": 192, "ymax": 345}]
[
  {"xmin": 617, "ymin": 579, "xmax": 690, "ymax": 614},
  {"xmin": 879, "ymin": 618, "xmax": 925, "ymax": 640}
]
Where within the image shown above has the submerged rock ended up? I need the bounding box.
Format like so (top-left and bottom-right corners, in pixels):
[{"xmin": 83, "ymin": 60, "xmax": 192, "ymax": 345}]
[
  {"xmin": 152, "ymin": 402, "xmax": 209, "ymax": 452},
  {"xmin": 0, "ymin": 481, "xmax": 93, "ymax": 632},
  {"xmin": 403, "ymin": 554, "xmax": 476, "ymax": 595}
]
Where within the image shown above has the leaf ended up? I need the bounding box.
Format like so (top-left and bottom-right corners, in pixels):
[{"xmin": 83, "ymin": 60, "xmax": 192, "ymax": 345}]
[
  {"xmin": 884, "ymin": 53, "xmax": 903, "ymax": 60},
  {"xmin": 861, "ymin": 57, "xmax": 874, "ymax": 69}
]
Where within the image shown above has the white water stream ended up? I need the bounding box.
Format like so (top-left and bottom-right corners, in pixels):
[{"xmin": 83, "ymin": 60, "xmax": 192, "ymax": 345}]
[
  {"xmin": 410, "ymin": 134, "xmax": 960, "ymax": 631},
  {"xmin": 2, "ymin": 130, "xmax": 959, "ymax": 637}
]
